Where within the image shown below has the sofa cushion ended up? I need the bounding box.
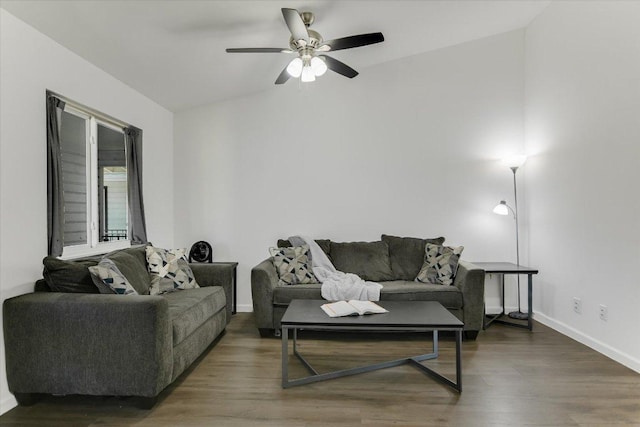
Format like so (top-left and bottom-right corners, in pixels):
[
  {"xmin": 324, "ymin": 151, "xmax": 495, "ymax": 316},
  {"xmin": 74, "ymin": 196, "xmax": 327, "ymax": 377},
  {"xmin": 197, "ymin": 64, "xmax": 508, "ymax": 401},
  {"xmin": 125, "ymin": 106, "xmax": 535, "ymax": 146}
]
[
  {"xmin": 88, "ymin": 258, "xmax": 139, "ymax": 295},
  {"xmin": 273, "ymin": 280, "xmax": 463, "ymax": 309},
  {"xmin": 381, "ymin": 234, "xmax": 446, "ymax": 281},
  {"xmin": 416, "ymin": 244, "xmax": 464, "ymax": 286},
  {"xmin": 269, "ymin": 245, "xmax": 317, "ymax": 286},
  {"xmin": 330, "ymin": 241, "xmax": 394, "ymax": 282},
  {"xmin": 106, "ymin": 250, "xmax": 151, "ymax": 295},
  {"xmin": 273, "ymin": 283, "xmax": 323, "ymax": 305},
  {"xmin": 277, "ymin": 239, "xmax": 332, "ymax": 260},
  {"xmin": 379, "ymin": 281, "xmax": 463, "ymax": 309},
  {"xmin": 163, "ymin": 286, "xmax": 226, "ymax": 346},
  {"xmin": 42, "ymin": 256, "xmax": 100, "ymax": 293},
  {"xmin": 146, "ymin": 247, "xmax": 200, "ymax": 295}
]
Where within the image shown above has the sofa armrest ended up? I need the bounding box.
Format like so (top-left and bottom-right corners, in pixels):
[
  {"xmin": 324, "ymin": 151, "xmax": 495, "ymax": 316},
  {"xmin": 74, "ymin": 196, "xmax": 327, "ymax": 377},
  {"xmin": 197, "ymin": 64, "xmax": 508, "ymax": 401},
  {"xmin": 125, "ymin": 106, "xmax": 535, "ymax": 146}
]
[
  {"xmin": 251, "ymin": 258, "xmax": 279, "ymax": 330},
  {"xmin": 190, "ymin": 263, "xmax": 235, "ymax": 322},
  {"xmin": 453, "ymin": 260, "xmax": 485, "ymax": 332},
  {"xmin": 3, "ymin": 293, "xmax": 173, "ymax": 398}
]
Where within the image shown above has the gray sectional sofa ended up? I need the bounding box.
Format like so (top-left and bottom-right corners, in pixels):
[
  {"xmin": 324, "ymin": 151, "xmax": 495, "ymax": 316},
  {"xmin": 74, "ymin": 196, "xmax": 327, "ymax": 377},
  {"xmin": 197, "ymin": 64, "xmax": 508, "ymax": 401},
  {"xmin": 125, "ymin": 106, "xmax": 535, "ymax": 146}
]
[
  {"xmin": 251, "ymin": 235, "xmax": 485, "ymax": 340},
  {"xmin": 3, "ymin": 245, "xmax": 233, "ymax": 408}
]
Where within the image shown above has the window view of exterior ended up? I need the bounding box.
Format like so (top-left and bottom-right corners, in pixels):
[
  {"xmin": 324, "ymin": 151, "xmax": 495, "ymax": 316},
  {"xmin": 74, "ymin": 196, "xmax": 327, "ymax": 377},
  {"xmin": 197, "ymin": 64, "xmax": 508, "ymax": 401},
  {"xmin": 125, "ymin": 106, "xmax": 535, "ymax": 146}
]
[
  {"xmin": 58, "ymin": 108, "xmax": 128, "ymax": 250},
  {"xmin": 97, "ymin": 124, "xmax": 128, "ymax": 242}
]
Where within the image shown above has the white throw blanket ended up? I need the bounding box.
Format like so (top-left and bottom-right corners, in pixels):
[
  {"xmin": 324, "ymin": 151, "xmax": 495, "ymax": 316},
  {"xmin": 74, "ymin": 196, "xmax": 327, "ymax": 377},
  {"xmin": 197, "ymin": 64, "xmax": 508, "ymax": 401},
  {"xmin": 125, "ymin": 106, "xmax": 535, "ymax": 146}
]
[{"xmin": 297, "ymin": 236, "xmax": 383, "ymax": 301}]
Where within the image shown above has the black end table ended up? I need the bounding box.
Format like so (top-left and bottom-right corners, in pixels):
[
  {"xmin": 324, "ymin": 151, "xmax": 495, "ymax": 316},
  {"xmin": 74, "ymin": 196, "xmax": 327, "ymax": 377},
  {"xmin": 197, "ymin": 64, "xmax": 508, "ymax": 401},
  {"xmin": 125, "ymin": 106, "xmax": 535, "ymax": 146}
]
[{"xmin": 472, "ymin": 262, "xmax": 539, "ymax": 331}]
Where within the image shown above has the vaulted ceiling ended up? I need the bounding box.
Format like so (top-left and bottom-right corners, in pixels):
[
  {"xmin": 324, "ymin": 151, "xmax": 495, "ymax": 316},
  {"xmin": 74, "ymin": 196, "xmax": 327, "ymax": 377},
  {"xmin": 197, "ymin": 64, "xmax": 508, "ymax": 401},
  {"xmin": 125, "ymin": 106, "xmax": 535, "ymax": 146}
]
[{"xmin": 1, "ymin": 0, "xmax": 550, "ymax": 112}]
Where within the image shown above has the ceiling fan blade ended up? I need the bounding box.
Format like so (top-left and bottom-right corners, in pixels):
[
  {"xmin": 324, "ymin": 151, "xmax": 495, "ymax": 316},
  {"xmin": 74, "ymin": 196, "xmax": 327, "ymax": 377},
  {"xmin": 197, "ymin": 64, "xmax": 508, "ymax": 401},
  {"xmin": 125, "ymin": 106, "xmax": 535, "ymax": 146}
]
[
  {"xmin": 321, "ymin": 32, "xmax": 384, "ymax": 52},
  {"xmin": 275, "ymin": 66, "xmax": 291, "ymax": 85},
  {"xmin": 319, "ymin": 55, "xmax": 358, "ymax": 78},
  {"xmin": 281, "ymin": 8, "xmax": 309, "ymax": 43},
  {"xmin": 226, "ymin": 48, "xmax": 291, "ymax": 53}
]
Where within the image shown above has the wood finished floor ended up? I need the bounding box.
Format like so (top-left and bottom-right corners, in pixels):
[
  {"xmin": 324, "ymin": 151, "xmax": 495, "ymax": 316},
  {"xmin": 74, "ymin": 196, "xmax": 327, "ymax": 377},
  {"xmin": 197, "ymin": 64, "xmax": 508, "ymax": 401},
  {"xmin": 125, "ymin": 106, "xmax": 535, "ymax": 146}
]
[{"xmin": 1, "ymin": 313, "xmax": 639, "ymax": 426}]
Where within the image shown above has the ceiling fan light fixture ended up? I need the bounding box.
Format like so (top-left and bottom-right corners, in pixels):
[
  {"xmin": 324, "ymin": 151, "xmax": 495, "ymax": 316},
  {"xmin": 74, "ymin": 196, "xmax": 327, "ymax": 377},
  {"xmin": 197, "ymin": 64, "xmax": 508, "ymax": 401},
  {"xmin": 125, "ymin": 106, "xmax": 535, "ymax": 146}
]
[
  {"xmin": 311, "ymin": 56, "xmax": 327, "ymax": 76},
  {"xmin": 226, "ymin": 8, "xmax": 384, "ymax": 85},
  {"xmin": 301, "ymin": 65, "xmax": 316, "ymax": 82},
  {"xmin": 286, "ymin": 57, "xmax": 303, "ymax": 77}
]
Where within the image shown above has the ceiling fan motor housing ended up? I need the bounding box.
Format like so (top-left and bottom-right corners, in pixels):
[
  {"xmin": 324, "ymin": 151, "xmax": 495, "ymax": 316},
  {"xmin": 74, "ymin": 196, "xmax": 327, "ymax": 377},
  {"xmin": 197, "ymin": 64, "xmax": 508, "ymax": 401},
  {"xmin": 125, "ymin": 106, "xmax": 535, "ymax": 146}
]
[{"xmin": 289, "ymin": 29, "xmax": 323, "ymax": 52}]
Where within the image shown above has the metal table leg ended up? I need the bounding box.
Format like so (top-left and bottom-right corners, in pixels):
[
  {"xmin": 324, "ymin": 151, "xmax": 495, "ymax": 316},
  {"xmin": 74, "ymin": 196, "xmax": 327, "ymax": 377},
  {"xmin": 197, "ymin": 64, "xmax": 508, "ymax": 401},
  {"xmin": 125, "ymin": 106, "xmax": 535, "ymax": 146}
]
[{"xmin": 527, "ymin": 274, "xmax": 533, "ymax": 331}]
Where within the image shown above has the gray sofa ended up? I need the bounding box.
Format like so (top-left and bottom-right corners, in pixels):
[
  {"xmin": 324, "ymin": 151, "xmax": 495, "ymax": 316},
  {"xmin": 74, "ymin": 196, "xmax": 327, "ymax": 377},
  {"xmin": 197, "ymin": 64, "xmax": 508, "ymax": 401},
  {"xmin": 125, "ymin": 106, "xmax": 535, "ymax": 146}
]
[
  {"xmin": 3, "ymin": 245, "xmax": 233, "ymax": 408},
  {"xmin": 251, "ymin": 235, "xmax": 485, "ymax": 340}
]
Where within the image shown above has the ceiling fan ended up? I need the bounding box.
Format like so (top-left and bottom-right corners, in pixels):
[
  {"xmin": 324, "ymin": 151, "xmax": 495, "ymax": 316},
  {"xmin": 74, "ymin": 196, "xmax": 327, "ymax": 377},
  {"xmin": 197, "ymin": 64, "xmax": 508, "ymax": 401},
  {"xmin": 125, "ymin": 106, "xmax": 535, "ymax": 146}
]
[{"xmin": 226, "ymin": 8, "xmax": 384, "ymax": 84}]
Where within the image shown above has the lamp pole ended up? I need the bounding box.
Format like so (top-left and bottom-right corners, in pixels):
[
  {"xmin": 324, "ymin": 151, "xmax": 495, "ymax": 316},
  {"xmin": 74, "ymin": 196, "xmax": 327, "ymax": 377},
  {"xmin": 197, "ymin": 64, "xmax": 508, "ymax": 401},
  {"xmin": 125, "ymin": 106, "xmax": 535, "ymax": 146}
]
[
  {"xmin": 509, "ymin": 165, "xmax": 527, "ymax": 320},
  {"xmin": 512, "ymin": 166, "xmax": 520, "ymax": 269}
]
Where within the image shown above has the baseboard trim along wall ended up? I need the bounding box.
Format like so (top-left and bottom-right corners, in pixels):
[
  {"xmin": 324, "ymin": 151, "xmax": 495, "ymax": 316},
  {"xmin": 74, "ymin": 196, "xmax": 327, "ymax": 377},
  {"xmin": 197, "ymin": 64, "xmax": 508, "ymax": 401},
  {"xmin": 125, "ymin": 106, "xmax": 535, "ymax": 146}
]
[
  {"xmin": 533, "ymin": 312, "xmax": 640, "ymax": 374},
  {"xmin": 1, "ymin": 395, "xmax": 17, "ymax": 416},
  {"xmin": 236, "ymin": 304, "xmax": 253, "ymax": 313}
]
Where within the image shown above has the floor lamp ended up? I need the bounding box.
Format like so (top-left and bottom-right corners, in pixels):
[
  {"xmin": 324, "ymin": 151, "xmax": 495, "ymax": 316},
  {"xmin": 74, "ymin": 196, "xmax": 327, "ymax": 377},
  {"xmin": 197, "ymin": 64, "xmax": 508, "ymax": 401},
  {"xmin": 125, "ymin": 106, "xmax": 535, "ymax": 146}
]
[{"xmin": 493, "ymin": 155, "xmax": 527, "ymax": 320}]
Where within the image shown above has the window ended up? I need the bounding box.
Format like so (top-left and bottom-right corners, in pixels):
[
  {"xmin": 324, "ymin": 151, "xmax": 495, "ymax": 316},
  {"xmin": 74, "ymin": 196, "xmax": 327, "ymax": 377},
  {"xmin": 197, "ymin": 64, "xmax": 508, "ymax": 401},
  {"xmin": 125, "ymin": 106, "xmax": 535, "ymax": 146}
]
[{"xmin": 47, "ymin": 93, "xmax": 147, "ymax": 258}]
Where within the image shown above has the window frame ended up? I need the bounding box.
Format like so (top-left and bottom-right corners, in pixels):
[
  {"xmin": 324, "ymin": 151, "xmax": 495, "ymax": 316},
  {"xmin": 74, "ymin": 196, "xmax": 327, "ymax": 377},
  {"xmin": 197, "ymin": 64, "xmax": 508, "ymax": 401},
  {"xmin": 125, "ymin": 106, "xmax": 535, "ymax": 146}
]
[{"xmin": 59, "ymin": 105, "xmax": 131, "ymax": 259}]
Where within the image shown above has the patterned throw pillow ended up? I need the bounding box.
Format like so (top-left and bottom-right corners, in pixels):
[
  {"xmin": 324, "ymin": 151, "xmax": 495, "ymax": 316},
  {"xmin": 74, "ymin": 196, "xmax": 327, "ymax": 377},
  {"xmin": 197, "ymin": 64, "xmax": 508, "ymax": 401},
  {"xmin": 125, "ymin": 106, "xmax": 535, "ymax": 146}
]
[
  {"xmin": 269, "ymin": 245, "xmax": 317, "ymax": 286},
  {"xmin": 88, "ymin": 258, "xmax": 138, "ymax": 295},
  {"xmin": 146, "ymin": 246, "xmax": 200, "ymax": 295},
  {"xmin": 415, "ymin": 243, "xmax": 464, "ymax": 286}
]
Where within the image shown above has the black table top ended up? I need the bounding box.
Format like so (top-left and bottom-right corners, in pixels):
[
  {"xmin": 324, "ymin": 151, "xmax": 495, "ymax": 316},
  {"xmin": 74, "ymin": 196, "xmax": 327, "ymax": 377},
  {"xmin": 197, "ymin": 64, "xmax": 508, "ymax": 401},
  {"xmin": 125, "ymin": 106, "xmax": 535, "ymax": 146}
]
[
  {"xmin": 471, "ymin": 262, "xmax": 539, "ymax": 274},
  {"xmin": 281, "ymin": 300, "xmax": 463, "ymax": 329}
]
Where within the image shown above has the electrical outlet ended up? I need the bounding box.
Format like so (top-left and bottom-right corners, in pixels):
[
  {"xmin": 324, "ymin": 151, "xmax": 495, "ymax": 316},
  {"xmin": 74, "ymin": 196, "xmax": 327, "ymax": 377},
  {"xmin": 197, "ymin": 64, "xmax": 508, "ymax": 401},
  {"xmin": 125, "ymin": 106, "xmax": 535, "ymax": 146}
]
[
  {"xmin": 599, "ymin": 304, "xmax": 608, "ymax": 321},
  {"xmin": 573, "ymin": 297, "xmax": 582, "ymax": 314}
]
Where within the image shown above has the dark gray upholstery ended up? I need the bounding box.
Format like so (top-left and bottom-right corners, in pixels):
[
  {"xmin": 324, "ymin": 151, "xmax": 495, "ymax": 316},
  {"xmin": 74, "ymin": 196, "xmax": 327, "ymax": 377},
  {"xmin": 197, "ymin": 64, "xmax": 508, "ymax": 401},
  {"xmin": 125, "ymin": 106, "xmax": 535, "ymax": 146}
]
[
  {"xmin": 42, "ymin": 256, "xmax": 100, "ymax": 293},
  {"xmin": 251, "ymin": 238, "xmax": 485, "ymax": 339},
  {"xmin": 277, "ymin": 239, "xmax": 331, "ymax": 259},
  {"xmin": 3, "ymin": 261, "xmax": 231, "ymax": 406},
  {"xmin": 330, "ymin": 241, "xmax": 395, "ymax": 281},
  {"xmin": 106, "ymin": 250, "xmax": 151, "ymax": 295},
  {"xmin": 381, "ymin": 234, "xmax": 446, "ymax": 281},
  {"xmin": 379, "ymin": 281, "xmax": 463, "ymax": 308},
  {"xmin": 190, "ymin": 263, "xmax": 234, "ymax": 321},
  {"xmin": 164, "ymin": 287, "xmax": 226, "ymax": 345},
  {"xmin": 3, "ymin": 293, "xmax": 173, "ymax": 398}
]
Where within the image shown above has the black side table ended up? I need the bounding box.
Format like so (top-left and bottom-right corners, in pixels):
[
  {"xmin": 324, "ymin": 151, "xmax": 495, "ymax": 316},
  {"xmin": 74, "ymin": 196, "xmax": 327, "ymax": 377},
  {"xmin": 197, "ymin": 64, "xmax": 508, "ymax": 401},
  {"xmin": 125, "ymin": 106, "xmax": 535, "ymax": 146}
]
[{"xmin": 472, "ymin": 262, "xmax": 539, "ymax": 331}]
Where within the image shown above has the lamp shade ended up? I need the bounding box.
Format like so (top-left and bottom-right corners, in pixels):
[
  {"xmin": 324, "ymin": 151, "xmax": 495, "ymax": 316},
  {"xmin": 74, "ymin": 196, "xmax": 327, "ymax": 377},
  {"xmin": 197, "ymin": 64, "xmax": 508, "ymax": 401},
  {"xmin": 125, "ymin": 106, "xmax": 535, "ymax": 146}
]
[
  {"xmin": 493, "ymin": 201, "xmax": 509, "ymax": 215},
  {"xmin": 286, "ymin": 58, "xmax": 303, "ymax": 78},
  {"xmin": 502, "ymin": 155, "xmax": 527, "ymax": 169},
  {"xmin": 301, "ymin": 65, "xmax": 316, "ymax": 82},
  {"xmin": 310, "ymin": 56, "xmax": 327, "ymax": 76}
]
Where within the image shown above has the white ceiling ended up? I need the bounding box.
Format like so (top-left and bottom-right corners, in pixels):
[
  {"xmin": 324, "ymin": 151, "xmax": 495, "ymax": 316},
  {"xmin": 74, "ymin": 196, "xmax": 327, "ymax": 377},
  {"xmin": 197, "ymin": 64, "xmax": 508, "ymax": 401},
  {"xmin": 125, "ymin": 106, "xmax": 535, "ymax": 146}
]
[{"xmin": 1, "ymin": 0, "xmax": 550, "ymax": 112}]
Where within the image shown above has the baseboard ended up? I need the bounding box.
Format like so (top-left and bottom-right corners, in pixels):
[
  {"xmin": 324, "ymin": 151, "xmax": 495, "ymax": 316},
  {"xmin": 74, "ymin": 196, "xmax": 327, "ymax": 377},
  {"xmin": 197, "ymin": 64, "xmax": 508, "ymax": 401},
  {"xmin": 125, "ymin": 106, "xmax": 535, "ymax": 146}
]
[
  {"xmin": 236, "ymin": 303, "xmax": 253, "ymax": 313},
  {"xmin": 1, "ymin": 394, "xmax": 17, "ymax": 416},
  {"xmin": 533, "ymin": 312, "xmax": 640, "ymax": 374}
]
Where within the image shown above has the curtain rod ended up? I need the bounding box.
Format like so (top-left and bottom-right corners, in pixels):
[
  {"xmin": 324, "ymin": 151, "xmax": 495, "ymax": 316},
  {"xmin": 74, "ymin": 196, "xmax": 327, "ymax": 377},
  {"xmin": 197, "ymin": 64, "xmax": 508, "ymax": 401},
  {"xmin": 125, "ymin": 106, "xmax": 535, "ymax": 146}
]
[{"xmin": 46, "ymin": 90, "xmax": 133, "ymax": 130}]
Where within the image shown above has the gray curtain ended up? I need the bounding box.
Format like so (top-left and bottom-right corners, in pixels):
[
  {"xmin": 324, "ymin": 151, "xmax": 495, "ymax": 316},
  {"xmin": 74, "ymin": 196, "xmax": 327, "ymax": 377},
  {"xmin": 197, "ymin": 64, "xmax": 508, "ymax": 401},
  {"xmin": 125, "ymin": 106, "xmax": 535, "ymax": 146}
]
[
  {"xmin": 124, "ymin": 127, "xmax": 147, "ymax": 244},
  {"xmin": 47, "ymin": 96, "xmax": 66, "ymax": 256}
]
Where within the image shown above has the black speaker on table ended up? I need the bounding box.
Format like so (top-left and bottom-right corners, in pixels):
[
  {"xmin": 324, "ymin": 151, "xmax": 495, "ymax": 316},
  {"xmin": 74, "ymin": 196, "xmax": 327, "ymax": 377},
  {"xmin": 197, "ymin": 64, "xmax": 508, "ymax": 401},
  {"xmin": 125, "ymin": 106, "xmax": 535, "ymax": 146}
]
[{"xmin": 189, "ymin": 241, "xmax": 213, "ymax": 263}]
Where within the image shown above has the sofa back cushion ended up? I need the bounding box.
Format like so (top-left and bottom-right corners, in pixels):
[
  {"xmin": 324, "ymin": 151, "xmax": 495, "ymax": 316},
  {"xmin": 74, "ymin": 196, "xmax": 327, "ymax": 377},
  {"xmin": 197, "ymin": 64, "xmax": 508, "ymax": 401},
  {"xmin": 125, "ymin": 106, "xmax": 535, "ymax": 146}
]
[
  {"xmin": 42, "ymin": 256, "xmax": 100, "ymax": 293},
  {"xmin": 381, "ymin": 234, "xmax": 446, "ymax": 281},
  {"xmin": 330, "ymin": 241, "xmax": 394, "ymax": 282}
]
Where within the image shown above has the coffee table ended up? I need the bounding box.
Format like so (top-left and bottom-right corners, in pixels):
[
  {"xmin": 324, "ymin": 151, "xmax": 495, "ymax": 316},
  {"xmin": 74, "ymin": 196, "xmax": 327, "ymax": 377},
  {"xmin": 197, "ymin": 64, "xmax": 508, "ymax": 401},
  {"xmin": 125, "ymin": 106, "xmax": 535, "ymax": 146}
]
[{"xmin": 281, "ymin": 299, "xmax": 464, "ymax": 392}]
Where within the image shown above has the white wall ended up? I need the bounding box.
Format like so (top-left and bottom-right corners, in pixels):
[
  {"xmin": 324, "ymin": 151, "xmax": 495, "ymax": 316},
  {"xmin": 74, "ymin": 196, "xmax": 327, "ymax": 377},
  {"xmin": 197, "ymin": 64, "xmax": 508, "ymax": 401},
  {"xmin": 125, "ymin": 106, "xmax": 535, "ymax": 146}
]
[
  {"xmin": 524, "ymin": 1, "xmax": 640, "ymax": 371},
  {"xmin": 0, "ymin": 9, "xmax": 175, "ymax": 414},
  {"xmin": 174, "ymin": 30, "xmax": 527, "ymax": 312}
]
